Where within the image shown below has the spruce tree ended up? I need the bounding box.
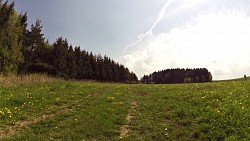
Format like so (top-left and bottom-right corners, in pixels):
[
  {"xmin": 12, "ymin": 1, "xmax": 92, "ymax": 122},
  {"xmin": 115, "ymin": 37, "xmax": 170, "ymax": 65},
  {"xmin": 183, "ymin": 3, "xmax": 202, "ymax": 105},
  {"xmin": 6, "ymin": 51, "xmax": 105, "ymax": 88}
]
[
  {"xmin": 52, "ymin": 37, "xmax": 68, "ymax": 77},
  {"xmin": 66, "ymin": 45, "xmax": 77, "ymax": 79}
]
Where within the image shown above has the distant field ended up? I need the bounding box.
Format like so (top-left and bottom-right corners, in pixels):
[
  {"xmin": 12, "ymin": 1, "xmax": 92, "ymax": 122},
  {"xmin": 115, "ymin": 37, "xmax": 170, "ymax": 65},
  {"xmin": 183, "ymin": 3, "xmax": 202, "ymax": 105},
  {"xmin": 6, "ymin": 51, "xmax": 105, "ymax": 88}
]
[
  {"xmin": 216, "ymin": 76, "xmax": 250, "ymax": 82},
  {"xmin": 0, "ymin": 78, "xmax": 249, "ymax": 140}
]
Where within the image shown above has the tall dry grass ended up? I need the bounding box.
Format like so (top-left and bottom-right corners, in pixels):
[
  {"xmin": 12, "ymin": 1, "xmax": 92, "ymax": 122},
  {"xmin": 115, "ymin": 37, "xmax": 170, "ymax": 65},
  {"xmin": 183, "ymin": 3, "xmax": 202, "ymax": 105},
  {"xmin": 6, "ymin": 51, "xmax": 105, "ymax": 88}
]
[{"xmin": 0, "ymin": 73, "xmax": 62, "ymax": 87}]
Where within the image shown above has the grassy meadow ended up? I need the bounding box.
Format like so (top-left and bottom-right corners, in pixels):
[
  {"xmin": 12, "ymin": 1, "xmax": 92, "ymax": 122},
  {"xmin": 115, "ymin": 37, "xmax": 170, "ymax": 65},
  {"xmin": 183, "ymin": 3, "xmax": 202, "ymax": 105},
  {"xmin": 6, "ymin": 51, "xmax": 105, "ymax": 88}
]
[{"xmin": 0, "ymin": 75, "xmax": 249, "ymax": 140}]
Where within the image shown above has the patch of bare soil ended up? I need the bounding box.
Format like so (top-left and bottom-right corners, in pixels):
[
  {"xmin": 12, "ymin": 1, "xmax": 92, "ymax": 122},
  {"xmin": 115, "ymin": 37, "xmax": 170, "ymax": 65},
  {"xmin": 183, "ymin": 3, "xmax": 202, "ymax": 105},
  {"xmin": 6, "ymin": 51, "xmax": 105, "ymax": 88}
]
[
  {"xmin": 120, "ymin": 100, "xmax": 138, "ymax": 138},
  {"xmin": 0, "ymin": 106, "xmax": 72, "ymax": 139}
]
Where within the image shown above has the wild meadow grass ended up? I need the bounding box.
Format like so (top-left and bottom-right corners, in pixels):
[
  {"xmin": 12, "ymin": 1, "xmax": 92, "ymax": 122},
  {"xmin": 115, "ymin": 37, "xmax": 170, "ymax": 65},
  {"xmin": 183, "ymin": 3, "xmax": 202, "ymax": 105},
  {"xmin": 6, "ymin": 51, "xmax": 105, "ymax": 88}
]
[
  {"xmin": 0, "ymin": 75, "xmax": 249, "ymax": 140},
  {"xmin": 0, "ymin": 73, "xmax": 61, "ymax": 87},
  {"xmin": 126, "ymin": 81, "xmax": 249, "ymax": 140}
]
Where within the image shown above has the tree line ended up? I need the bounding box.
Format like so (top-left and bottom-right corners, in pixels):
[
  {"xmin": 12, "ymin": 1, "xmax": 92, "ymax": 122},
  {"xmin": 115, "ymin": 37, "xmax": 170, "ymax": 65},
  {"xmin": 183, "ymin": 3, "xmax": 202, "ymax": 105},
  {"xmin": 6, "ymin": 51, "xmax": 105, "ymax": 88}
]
[
  {"xmin": 142, "ymin": 68, "xmax": 212, "ymax": 84},
  {"xmin": 0, "ymin": 1, "xmax": 138, "ymax": 83}
]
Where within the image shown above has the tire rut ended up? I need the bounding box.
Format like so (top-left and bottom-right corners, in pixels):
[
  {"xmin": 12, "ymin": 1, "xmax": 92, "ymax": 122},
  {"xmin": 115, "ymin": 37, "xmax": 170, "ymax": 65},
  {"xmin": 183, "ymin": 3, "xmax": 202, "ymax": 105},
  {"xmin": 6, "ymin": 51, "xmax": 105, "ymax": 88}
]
[
  {"xmin": 0, "ymin": 105, "xmax": 74, "ymax": 139},
  {"xmin": 120, "ymin": 100, "xmax": 138, "ymax": 138}
]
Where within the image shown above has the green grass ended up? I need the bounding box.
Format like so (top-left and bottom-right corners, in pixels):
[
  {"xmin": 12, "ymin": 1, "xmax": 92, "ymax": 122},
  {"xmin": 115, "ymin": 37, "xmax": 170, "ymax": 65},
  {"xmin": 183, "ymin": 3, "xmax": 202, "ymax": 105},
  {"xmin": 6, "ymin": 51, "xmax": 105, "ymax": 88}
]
[{"xmin": 0, "ymin": 78, "xmax": 249, "ymax": 140}]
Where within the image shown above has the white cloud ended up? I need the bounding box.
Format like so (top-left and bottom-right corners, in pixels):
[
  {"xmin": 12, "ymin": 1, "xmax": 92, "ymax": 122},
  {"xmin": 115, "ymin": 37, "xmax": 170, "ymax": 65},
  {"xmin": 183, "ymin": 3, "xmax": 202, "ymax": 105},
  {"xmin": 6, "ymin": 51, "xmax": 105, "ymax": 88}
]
[
  {"xmin": 180, "ymin": 0, "xmax": 209, "ymax": 9},
  {"xmin": 123, "ymin": 0, "xmax": 174, "ymax": 51},
  {"xmin": 121, "ymin": 8, "xmax": 250, "ymax": 80}
]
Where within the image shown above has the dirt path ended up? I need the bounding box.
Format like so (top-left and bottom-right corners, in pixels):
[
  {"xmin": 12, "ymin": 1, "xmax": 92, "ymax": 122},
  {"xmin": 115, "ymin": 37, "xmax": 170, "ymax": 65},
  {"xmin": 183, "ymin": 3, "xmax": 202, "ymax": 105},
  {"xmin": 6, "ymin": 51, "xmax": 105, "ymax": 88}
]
[
  {"xmin": 120, "ymin": 100, "xmax": 138, "ymax": 138},
  {"xmin": 0, "ymin": 105, "xmax": 73, "ymax": 139}
]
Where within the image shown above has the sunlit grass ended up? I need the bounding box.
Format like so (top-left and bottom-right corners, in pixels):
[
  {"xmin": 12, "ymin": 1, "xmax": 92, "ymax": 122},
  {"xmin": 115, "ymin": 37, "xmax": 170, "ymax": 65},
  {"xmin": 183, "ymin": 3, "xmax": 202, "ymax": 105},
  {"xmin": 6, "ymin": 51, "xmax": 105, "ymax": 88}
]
[
  {"xmin": 0, "ymin": 78, "xmax": 249, "ymax": 140},
  {"xmin": 125, "ymin": 81, "xmax": 250, "ymax": 140}
]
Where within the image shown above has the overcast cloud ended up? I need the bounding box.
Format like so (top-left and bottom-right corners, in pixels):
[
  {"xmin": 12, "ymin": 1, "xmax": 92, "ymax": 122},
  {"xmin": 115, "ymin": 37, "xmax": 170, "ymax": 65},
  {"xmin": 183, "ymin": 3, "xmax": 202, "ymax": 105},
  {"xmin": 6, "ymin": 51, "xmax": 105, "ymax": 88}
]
[{"xmin": 121, "ymin": 0, "xmax": 250, "ymax": 80}]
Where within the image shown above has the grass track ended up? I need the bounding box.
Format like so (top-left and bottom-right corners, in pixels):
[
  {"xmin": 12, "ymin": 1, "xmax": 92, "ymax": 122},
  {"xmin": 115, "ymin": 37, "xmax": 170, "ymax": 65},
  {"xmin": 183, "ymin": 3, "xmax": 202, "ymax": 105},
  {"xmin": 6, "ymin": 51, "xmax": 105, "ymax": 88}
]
[{"xmin": 0, "ymin": 80, "xmax": 249, "ymax": 140}]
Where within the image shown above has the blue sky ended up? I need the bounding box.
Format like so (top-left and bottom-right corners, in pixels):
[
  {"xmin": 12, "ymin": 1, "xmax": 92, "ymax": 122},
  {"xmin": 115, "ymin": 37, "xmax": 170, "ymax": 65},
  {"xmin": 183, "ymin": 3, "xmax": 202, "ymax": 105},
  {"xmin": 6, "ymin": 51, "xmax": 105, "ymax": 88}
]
[
  {"xmin": 14, "ymin": 0, "xmax": 250, "ymax": 80},
  {"xmin": 14, "ymin": 0, "xmax": 166, "ymax": 57}
]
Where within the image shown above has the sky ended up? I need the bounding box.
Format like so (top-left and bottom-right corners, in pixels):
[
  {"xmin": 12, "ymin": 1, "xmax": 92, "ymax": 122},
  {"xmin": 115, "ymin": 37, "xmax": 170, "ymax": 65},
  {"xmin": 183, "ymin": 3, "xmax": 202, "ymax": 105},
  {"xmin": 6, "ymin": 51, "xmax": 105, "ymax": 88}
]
[{"xmin": 13, "ymin": 0, "xmax": 250, "ymax": 80}]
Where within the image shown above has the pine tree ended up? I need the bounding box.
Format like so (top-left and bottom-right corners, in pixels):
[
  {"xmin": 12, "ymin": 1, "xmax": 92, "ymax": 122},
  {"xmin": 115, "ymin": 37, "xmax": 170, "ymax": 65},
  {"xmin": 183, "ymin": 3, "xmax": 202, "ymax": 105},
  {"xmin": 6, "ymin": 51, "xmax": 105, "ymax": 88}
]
[
  {"xmin": 52, "ymin": 37, "xmax": 68, "ymax": 77},
  {"xmin": 74, "ymin": 46, "xmax": 83, "ymax": 79},
  {"xmin": 81, "ymin": 50, "xmax": 89, "ymax": 79},
  {"xmin": 66, "ymin": 45, "xmax": 77, "ymax": 79},
  {"xmin": 103, "ymin": 55, "xmax": 111, "ymax": 81},
  {"xmin": 23, "ymin": 19, "xmax": 45, "ymax": 63},
  {"xmin": 97, "ymin": 54, "xmax": 106, "ymax": 81},
  {"xmin": 111, "ymin": 60, "xmax": 119, "ymax": 82}
]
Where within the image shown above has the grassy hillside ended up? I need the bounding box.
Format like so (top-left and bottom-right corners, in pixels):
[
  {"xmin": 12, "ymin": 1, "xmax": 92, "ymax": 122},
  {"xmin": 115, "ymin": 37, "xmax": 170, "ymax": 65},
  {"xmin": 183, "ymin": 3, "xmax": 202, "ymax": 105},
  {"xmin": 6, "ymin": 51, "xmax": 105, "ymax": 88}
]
[{"xmin": 0, "ymin": 78, "xmax": 249, "ymax": 140}]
